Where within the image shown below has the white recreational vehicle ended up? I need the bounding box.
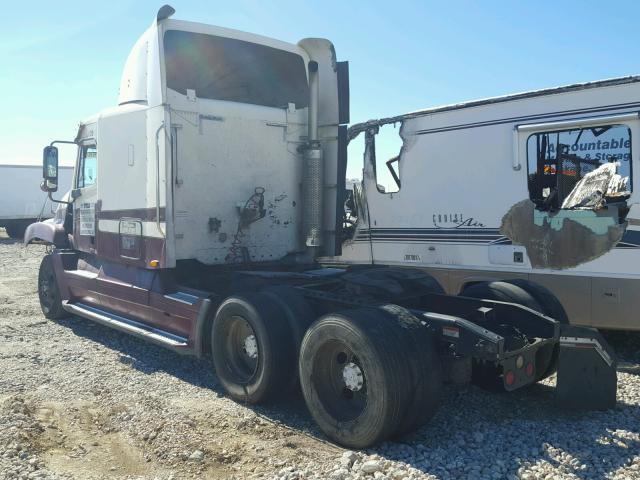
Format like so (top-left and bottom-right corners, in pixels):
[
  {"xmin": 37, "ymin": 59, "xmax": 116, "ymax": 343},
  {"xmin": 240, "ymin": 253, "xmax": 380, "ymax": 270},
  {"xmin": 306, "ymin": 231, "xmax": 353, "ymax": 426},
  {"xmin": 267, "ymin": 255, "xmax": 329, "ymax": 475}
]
[
  {"xmin": 25, "ymin": 6, "xmax": 617, "ymax": 448},
  {"xmin": 340, "ymin": 78, "xmax": 640, "ymax": 331}
]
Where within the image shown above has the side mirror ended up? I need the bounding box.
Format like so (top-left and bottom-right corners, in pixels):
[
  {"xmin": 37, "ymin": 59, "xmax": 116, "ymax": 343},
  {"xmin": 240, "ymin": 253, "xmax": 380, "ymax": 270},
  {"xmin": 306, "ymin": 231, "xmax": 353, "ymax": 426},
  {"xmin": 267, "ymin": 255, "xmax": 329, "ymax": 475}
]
[{"xmin": 42, "ymin": 146, "xmax": 59, "ymax": 193}]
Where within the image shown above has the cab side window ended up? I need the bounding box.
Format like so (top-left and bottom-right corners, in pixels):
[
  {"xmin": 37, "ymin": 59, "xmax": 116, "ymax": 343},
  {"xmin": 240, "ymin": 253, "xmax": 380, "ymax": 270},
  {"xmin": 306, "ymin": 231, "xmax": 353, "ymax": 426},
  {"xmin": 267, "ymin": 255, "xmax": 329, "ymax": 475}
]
[{"xmin": 77, "ymin": 145, "xmax": 97, "ymax": 188}]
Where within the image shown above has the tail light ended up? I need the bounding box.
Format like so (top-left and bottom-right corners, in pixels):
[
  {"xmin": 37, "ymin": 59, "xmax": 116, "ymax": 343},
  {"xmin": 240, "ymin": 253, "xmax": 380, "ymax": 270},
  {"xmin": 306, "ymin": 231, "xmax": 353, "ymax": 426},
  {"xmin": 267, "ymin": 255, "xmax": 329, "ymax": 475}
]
[
  {"xmin": 505, "ymin": 370, "xmax": 516, "ymax": 386},
  {"xmin": 526, "ymin": 362, "xmax": 534, "ymax": 377}
]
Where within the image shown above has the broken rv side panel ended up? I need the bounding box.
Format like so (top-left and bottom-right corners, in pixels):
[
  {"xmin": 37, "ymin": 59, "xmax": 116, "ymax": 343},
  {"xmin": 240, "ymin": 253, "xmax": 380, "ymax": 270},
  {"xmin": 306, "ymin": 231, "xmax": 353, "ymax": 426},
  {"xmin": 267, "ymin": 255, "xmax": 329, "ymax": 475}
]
[{"xmin": 336, "ymin": 77, "xmax": 640, "ymax": 330}]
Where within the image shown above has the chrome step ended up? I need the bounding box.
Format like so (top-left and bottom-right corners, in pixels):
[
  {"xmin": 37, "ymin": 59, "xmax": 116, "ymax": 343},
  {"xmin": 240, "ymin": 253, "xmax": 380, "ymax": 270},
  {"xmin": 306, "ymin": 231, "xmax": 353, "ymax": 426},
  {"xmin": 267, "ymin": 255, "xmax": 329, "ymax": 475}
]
[
  {"xmin": 62, "ymin": 301, "xmax": 189, "ymax": 349},
  {"xmin": 163, "ymin": 291, "xmax": 199, "ymax": 305}
]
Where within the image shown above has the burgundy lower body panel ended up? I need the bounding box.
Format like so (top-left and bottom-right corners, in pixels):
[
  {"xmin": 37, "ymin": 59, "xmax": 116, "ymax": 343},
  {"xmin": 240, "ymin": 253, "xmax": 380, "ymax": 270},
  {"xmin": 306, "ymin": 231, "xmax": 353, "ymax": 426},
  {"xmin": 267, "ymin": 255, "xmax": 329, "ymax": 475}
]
[{"xmin": 51, "ymin": 250, "xmax": 210, "ymax": 353}]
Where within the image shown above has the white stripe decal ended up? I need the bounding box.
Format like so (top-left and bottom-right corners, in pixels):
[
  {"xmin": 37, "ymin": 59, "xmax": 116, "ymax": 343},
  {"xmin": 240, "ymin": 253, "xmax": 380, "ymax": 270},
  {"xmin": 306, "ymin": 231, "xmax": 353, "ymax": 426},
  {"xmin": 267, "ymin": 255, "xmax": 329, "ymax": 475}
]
[{"xmin": 98, "ymin": 219, "xmax": 166, "ymax": 238}]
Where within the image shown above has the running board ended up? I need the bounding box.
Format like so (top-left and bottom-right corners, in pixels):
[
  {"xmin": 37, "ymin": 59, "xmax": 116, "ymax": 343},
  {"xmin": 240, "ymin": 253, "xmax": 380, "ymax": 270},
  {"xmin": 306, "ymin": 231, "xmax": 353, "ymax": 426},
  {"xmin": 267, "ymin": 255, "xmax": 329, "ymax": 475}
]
[{"xmin": 62, "ymin": 301, "xmax": 191, "ymax": 353}]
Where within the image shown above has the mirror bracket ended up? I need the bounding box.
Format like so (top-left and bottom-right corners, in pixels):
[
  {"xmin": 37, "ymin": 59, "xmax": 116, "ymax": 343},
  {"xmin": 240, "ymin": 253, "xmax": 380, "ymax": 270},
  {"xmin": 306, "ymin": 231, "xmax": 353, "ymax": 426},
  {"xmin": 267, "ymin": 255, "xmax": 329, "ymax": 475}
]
[{"xmin": 48, "ymin": 191, "xmax": 72, "ymax": 205}]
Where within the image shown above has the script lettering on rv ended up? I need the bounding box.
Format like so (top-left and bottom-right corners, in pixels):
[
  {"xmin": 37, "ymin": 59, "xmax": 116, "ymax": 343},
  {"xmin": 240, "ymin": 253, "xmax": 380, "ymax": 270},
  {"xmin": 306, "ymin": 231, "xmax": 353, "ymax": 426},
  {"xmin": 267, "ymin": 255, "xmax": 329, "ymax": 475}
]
[{"xmin": 433, "ymin": 214, "xmax": 485, "ymax": 229}]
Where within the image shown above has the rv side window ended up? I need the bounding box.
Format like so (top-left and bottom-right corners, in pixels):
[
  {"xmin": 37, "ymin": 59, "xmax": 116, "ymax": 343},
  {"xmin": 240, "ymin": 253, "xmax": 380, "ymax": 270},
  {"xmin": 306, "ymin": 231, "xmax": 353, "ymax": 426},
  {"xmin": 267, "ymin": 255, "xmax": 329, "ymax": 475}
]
[
  {"xmin": 372, "ymin": 124, "xmax": 403, "ymax": 194},
  {"xmin": 163, "ymin": 30, "xmax": 309, "ymax": 109},
  {"xmin": 77, "ymin": 145, "xmax": 97, "ymax": 188},
  {"xmin": 526, "ymin": 124, "xmax": 632, "ymax": 210}
]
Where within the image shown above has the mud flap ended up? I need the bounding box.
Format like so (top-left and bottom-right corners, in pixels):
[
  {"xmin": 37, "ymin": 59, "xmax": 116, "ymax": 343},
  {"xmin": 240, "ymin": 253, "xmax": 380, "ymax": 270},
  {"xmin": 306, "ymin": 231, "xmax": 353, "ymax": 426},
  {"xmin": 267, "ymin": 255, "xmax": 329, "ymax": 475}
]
[{"xmin": 556, "ymin": 325, "xmax": 617, "ymax": 410}]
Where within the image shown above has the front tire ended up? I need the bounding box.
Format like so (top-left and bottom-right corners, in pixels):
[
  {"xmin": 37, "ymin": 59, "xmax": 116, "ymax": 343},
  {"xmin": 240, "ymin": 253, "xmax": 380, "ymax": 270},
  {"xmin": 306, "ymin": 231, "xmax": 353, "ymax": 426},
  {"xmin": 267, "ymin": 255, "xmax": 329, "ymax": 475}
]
[{"xmin": 38, "ymin": 255, "xmax": 66, "ymax": 320}]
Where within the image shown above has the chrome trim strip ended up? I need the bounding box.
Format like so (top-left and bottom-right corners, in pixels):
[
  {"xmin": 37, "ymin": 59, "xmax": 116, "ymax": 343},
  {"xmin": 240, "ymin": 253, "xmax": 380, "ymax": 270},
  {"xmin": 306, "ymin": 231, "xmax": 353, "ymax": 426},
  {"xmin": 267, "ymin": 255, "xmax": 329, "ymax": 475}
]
[
  {"xmin": 63, "ymin": 301, "xmax": 188, "ymax": 346},
  {"xmin": 164, "ymin": 292, "xmax": 199, "ymax": 305}
]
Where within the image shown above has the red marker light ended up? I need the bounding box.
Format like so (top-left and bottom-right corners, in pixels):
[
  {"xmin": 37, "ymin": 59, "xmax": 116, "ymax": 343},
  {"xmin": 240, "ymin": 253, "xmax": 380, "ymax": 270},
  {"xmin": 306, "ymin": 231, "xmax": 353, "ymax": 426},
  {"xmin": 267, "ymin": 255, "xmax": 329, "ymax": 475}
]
[
  {"xmin": 505, "ymin": 371, "xmax": 515, "ymax": 386},
  {"xmin": 526, "ymin": 362, "xmax": 534, "ymax": 377}
]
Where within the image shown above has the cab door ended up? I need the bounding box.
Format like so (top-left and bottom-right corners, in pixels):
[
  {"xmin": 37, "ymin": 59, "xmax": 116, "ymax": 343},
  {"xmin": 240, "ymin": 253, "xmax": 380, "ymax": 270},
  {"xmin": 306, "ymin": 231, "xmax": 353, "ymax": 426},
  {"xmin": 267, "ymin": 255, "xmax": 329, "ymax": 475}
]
[
  {"xmin": 72, "ymin": 140, "xmax": 98, "ymax": 254},
  {"xmin": 65, "ymin": 126, "xmax": 100, "ymax": 305}
]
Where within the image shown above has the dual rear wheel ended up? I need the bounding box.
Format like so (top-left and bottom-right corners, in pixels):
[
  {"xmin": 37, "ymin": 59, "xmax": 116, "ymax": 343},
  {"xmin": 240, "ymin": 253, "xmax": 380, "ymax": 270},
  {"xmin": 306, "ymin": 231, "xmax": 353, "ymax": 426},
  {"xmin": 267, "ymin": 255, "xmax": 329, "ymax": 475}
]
[
  {"xmin": 211, "ymin": 290, "xmax": 443, "ymax": 448},
  {"xmin": 210, "ymin": 288, "xmax": 311, "ymax": 404},
  {"xmin": 299, "ymin": 306, "xmax": 442, "ymax": 447}
]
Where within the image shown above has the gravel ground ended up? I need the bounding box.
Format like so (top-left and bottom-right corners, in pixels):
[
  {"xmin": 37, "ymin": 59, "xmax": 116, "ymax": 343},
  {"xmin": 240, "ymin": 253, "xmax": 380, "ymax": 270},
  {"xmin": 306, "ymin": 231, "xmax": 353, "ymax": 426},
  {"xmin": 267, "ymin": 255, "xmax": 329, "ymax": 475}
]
[{"xmin": 1, "ymin": 233, "xmax": 639, "ymax": 480}]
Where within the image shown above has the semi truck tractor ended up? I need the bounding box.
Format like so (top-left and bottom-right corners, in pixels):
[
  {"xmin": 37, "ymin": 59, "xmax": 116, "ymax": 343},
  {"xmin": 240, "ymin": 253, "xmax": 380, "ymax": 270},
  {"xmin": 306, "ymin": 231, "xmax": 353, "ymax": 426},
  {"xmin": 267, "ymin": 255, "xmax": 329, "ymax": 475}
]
[
  {"xmin": 26, "ymin": 5, "xmax": 617, "ymax": 448},
  {"xmin": 0, "ymin": 164, "xmax": 73, "ymax": 238}
]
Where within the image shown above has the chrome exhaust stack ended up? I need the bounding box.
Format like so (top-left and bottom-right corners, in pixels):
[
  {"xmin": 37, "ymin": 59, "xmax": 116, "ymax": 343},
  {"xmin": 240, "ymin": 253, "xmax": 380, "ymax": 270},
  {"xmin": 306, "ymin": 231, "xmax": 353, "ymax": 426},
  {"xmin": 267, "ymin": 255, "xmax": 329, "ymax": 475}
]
[{"xmin": 301, "ymin": 61, "xmax": 323, "ymax": 257}]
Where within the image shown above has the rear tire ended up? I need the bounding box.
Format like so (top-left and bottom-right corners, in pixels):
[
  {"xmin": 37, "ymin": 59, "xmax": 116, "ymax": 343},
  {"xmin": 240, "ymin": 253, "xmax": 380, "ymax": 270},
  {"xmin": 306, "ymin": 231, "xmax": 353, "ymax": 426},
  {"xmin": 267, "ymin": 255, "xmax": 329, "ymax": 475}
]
[
  {"xmin": 299, "ymin": 308, "xmax": 414, "ymax": 448},
  {"xmin": 460, "ymin": 281, "xmax": 543, "ymax": 390},
  {"xmin": 503, "ymin": 279, "xmax": 568, "ymax": 323},
  {"xmin": 260, "ymin": 286, "xmax": 315, "ymax": 391},
  {"xmin": 460, "ymin": 281, "xmax": 542, "ymax": 310},
  {"xmin": 211, "ymin": 293, "xmax": 294, "ymax": 404},
  {"xmin": 377, "ymin": 304, "xmax": 442, "ymax": 436},
  {"xmin": 38, "ymin": 255, "xmax": 66, "ymax": 320},
  {"xmin": 502, "ymin": 279, "xmax": 568, "ymax": 379},
  {"xmin": 343, "ymin": 266, "xmax": 444, "ymax": 305}
]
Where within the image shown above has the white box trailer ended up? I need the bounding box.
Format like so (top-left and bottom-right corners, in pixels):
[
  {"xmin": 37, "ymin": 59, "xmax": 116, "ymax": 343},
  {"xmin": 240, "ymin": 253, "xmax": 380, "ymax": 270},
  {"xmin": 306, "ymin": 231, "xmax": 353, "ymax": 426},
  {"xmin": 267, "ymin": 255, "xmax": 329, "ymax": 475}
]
[
  {"xmin": 24, "ymin": 5, "xmax": 617, "ymax": 448},
  {"xmin": 0, "ymin": 164, "xmax": 73, "ymax": 238},
  {"xmin": 340, "ymin": 77, "xmax": 640, "ymax": 332}
]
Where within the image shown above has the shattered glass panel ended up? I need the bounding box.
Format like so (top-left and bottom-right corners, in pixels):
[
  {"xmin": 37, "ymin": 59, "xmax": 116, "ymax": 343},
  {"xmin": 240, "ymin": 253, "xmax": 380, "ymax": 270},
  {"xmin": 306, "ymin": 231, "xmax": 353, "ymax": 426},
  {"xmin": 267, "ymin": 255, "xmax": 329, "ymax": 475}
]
[{"xmin": 526, "ymin": 124, "xmax": 631, "ymax": 210}]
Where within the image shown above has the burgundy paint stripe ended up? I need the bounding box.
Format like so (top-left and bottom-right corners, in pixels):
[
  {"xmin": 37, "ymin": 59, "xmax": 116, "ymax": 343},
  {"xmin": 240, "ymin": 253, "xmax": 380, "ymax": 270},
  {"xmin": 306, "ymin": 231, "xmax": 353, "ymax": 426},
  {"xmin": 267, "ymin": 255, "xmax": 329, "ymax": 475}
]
[
  {"xmin": 96, "ymin": 230, "xmax": 166, "ymax": 268},
  {"xmin": 98, "ymin": 207, "xmax": 166, "ymax": 222}
]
